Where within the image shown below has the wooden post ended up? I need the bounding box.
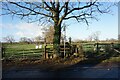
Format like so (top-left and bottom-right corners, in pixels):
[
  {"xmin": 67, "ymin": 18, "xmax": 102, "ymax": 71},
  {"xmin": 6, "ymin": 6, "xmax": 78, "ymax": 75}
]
[
  {"xmin": 75, "ymin": 45, "xmax": 78, "ymax": 53},
  {"xmin": 1, "ymin": 47, "xmax": 5, "ymax": 60},
  {"xmin": 63, "ymin": 25, "xmax": 66, "ymax": 58},
  {"xmin": 1, "ymin": 47, "xmax": 5, "ymax": 59},
  {"xmin": 69, "ymin": 37, "xmax": 71, "ymax": 44},
  {"xmin": 23, "ymin": 49, "xmax": 24, "ymax": 58},
  {"xmin": 111, "ymin": 42, "xmax": 114, "ymax": 50},
  {"xmin": 69, "ymin": 37, "xmax": 72, "ymax": 55},
  {"xmin": 44, "ymin": 38, "xmax": 47, "ymax": 59},
  {"xmin": 96, "ymin": 42, "xmax": 99, "ymax": 53}
]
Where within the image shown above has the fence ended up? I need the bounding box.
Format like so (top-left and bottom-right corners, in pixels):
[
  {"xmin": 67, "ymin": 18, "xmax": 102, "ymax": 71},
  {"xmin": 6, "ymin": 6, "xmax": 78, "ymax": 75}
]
[
  {"xmin": 2, "ymin": 42, "xmax": 119, "ymax": 60},
  {"xmin": 82, "ymin": 42, "xmax": 115, "ymax": 52},
  {"xmin": 1, "ymin": 43, "xmax": 44, "ymax": 60},
  {"xmin": 81, "ymin": 42, "xmax": 120, "ymax": 58},
  {"xmin": 1, "ymin": 43, "xmax": 80, "ymax": 60},
  {"xmin": 43, "ymin": 42, "xmax": 80, "ymax": 59}
]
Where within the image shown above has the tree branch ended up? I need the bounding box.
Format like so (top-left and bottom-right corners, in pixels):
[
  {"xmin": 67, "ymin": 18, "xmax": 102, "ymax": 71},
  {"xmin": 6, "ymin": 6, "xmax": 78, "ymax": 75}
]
[
  {"xmin": 58, "ymin": 2, "xmax": 69, "ymax": 25},
  {"xmin": 67, "ymin": 1, "xmax": 97, "ymax": 15},
  {"xmin": 9, "ymin": 2, "xmax": 53, "ymax": 18}
]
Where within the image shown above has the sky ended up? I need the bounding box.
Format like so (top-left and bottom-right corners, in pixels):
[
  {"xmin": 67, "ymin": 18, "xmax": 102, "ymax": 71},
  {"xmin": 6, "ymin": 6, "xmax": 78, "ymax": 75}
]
[
  {"xmin": 0, "ymin": 2, "xmax": 119, "ymax": 42},
  {"xmin": 118, "ymin": 2, "xmax": 120, "ymax": 35}
]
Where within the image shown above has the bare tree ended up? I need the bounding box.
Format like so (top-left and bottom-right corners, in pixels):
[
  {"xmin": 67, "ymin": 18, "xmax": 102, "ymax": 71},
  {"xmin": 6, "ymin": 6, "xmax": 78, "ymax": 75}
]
[
  {"xmin": 118, "ymin": 34, "xmax": 120, "ymax": 40},
  {"xmin": 92, "ymin": 31, "xmax": 101, "ymax": 41},
  {"xmin": 109, "ymin": 38, "xmax": 116, "ymax": 42},
  {"xmin": 44, "ymin": 26, "xmax": 54, "ymax": 43},
  {"xmin": 20, "ymin": 37, "xmax": 28, "ymax": 43},
  {"xmin": 20, "ymin": 37, "xmax": 34, "ymax": 44},
  {"xmin": 87, "ymin": 31, "xmax": 100, "ymax": 41},
  {"xmin": 3, "ymin": 35, "xmax": 15, "ymax": 43},
  {"xmin": 42, "ymin": 26, "xmax": 64, "ymax": 43},
  {"xmin": 1, "ymin": 1, "xmax": 112, "ymax": 56},
  {"xmin": 34, "ymin": 35, "xmax": 43, "ymax": 43},
  {"xmin": 27, "ymin": 38, "xmax": 34, "ymax": 44},
  {"xmin": 87, "ymin": 35, "xmax": 93, "ymax": 41}
]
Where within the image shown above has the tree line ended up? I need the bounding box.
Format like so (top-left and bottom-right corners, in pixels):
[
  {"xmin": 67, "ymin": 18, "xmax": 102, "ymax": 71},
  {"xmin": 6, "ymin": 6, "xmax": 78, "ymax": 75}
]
[{"xmin": 3, "ymin": 26, "xmax": 64, "ymax": 44}]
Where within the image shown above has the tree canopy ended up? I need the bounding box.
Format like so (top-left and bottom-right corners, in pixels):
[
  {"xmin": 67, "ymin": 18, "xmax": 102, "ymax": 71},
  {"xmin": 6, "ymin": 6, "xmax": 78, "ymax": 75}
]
[{"xmin": 1, "ymin": 1, "xmax": 112, "ymax": 25}]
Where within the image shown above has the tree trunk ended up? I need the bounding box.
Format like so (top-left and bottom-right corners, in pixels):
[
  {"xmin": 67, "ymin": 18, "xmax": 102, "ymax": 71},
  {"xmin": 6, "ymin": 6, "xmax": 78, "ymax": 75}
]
[
  {"xmin": 53, "ymin": 8, "xmax": 62, "ymax": 57},
  {"xmin": 53, "ymin": 23, "xmax": 61, "ymax": 57}
]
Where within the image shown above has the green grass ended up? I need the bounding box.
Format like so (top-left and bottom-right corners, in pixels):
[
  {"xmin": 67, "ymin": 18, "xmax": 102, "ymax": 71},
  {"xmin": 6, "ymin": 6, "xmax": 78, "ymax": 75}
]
[
  {"xmin": 3, "ymin": 43, "xmax": 36, "ymax": 49},
  {"xmin": 2, "ymin": 42, "xmax": 120, "ymax": 60},
  {"xmin": 82, "ymin": 44, "xmax": 94, "ymax": 52},
  {"xmin": 102, "ymin": 56, "xmax": 120, "ymax": 62},
  {"xmin": 2, "ymin": 43, "xmax": 55, "ymax": 59},
  {"xmin": 81, "ymin": 42, "xmax": 120, "ymax": 59},
  {"xmin": 2, "ymin": 43, "xmax": 44, "ymax": 59}
]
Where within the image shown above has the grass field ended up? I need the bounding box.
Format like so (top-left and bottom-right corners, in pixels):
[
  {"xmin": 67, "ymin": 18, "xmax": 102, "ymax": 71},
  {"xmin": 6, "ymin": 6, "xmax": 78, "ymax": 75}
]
[
  {"xmin": 2, "ymin": 43, "xmax": 45, "ymax": 59},
  {"xmin": 2, "ymin": 42, "xmax": 120, "ymax": 60}
]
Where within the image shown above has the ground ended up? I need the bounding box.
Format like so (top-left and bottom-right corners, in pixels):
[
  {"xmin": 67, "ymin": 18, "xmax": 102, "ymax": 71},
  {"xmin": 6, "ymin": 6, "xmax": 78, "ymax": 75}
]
[
  {"xmin": 2, "ymin": 56, "xmax": 120, "ymax": 80},
  {"xmin": 2, "ymin": 56, "xmax": 83, "ymax": 70},
  {"xmin": 2, "ymin": 42, "xmax": 120, "ymax": 79}
]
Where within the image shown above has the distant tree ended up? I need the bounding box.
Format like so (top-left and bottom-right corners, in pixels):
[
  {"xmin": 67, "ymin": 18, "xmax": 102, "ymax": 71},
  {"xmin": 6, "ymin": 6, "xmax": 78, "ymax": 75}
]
[
  {"xmin": 43, "ymin": 26, "xmax": 64, "ymax": 44},
  {"xmin": 92, "ymin": 31, "xmax": 101, "ymax": 41},
  {"xmin": 27, "ymin": 38, "xmax": 34, "ymax": 44},
  {"xmin": 106, "ymin": 38, "xmax": 109, "ymax": 41},
  {"xmin": 87, "ymin": 31, "xmax": 100, "ymax": 41},
  {"xmin": 109, "ymin": 38, "xmax": 116, "ymax": 42},
  {"xmin": 20, "ymin": 37, "xmax": 34, "ymax": 44},
  {"xmin": 43, "ymin": 26, "xmax": 54, "ymax": 43},
  {"xmin": 87, "ymin": 35, "xmax": 93, "ymax": 41},
  {"xmin": 118, "ymin": 34, "xmax": 120, "ymax": 40},
  {"xmin": 20, "ymin": 37, "xmax": 28, "ymax": 43},
  {"xmin": 73, "ymin": 39, "xmax": 81, "ymax": 43},
  {"xmin": 34, "ymin": 36, "xmax": 43, "ymax": 43},
  {"xmin": 3, "ymin": 35, "xmax": 15, "ymax": 43}
]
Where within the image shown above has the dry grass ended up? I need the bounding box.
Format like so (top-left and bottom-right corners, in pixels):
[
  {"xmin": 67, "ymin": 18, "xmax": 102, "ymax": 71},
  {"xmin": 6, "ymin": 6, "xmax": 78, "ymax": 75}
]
[{"xmin": 2, "ymin": 56, "xmax": 84, "ymax": 70}]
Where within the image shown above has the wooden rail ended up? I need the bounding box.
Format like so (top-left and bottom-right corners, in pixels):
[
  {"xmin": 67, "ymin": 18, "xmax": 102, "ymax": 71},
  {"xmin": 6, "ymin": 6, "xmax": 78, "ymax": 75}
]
[
  {"xmin": 43, "ymin": 43, "xmax": 80, "ymax": 59},
  {"xmin": 114, "ymin": 49, "xmax": 120, "ymax": 54}
]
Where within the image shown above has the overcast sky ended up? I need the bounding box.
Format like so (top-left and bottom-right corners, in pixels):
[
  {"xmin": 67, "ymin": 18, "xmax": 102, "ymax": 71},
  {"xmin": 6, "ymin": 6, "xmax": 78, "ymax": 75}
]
[{"xmin": 0, "ymin": 2, "xmax": 119, "ymax": 42}]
